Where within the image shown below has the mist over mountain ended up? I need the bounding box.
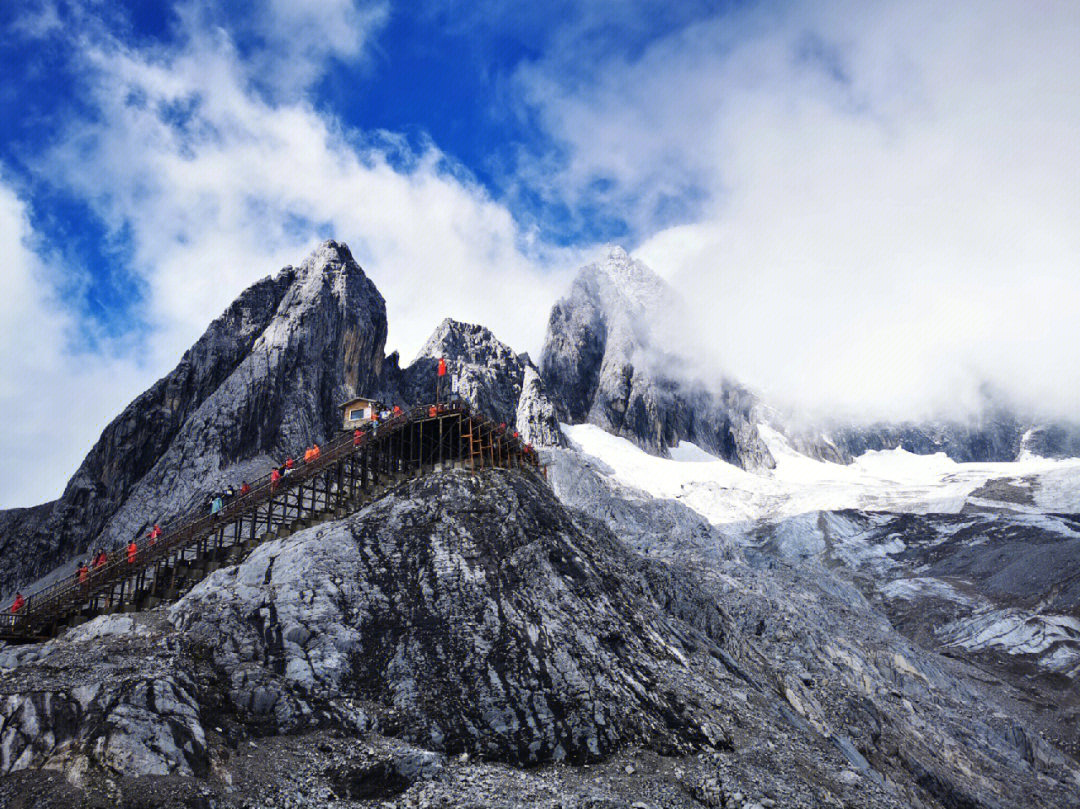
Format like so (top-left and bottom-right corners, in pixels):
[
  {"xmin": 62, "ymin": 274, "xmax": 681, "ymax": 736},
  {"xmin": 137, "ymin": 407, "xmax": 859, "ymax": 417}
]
[
  {"xmin": 539, "ymin": 246, "xmax": 1080, "ymax": 469},
  {"xmin": 541, "ymin": 247, "xmax": 775, "ymax": 470}
]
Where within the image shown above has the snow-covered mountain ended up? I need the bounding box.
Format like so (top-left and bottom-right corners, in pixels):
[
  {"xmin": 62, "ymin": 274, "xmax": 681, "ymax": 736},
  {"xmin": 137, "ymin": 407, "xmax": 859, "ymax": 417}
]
[
  {"xmin": 542, "ymin": 246, "xmax": 1080, "ymax": 468},
  {"xmin": 549, "ymin": 423, "xmax": 1080, "ymax": 761}
]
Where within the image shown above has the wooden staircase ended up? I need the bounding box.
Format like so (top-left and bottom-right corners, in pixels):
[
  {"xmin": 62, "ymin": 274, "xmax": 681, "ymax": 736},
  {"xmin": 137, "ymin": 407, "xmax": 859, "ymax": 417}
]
[{"xmin": 1, "ymin": 404, "xmax": 540, "ymax": 643}]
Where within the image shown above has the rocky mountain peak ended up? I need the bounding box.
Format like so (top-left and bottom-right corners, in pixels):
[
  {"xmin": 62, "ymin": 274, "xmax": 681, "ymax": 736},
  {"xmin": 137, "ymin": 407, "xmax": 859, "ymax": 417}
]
[
  {"xmin": 414, "ymin": 317, "xmax": 520, "ymax": 369},
  {"xmin": 572, "ymin": 246, "xmax": 678, "ymax": 330},
  {"xmin": 0, "ymin": 240, "xmax": 388, "ymax": 597}
]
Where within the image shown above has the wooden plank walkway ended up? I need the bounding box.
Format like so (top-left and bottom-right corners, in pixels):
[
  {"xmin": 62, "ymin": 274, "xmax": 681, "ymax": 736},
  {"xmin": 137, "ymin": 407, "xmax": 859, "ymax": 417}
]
[{"xmin": 0, "ymin": 402, "xmax": 539, "ymax": 643}]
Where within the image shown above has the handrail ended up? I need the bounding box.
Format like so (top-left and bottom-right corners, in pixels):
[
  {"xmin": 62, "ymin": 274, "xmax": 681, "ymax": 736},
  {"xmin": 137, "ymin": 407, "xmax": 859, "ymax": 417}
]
[{"xmin": 1, "ymin": 401, "xmax": 535, "ymax": 636}]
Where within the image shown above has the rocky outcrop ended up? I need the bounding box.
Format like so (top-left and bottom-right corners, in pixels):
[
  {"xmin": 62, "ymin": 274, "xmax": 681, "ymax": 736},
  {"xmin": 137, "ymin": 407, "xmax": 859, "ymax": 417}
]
[
  {"xmin": 386, "ymin": 317, "xmax": 564, "ymax": 446},
  {"xmin": 540, "ymin": 247, "xmax": 774, "ymax": 470},
  {"xmin": 0, "ymin": 615, "xmax": 208, "ymax": 779},
  {"xmin": 824, "ymin": 412, "xmax": 1024, "ymax": 464},
  {"xmin": 0, "ymin": 467, "xmax": 907, "ymax": 807},
  {"xmin": 1019, "ymin": 422, "xmax": 1080, "ymax": 459},
  {"xmin": 0, "ymin": 502, "xmax": 55, "ymax": 597},
  {"xmin": 547, "ymin": 446, "xmax": 1080, "ymax": 809},
  {"xmin": 3, "ymin": 458, "xmax": 1078, "ymax": 807},
  {"xmin": 516, "ymin": 366, "xmax": 565, "ymax": 447},
  {"xmin": 0, "ymin": 240, "xmax": 388, "ymax": 597},
  {"xmin": 391, "ymin": 318, "xmax": 528, "ymax": 427},
  {"xmin": 0, "ymin": 247, "xmax": 573, "ymax": 600}
]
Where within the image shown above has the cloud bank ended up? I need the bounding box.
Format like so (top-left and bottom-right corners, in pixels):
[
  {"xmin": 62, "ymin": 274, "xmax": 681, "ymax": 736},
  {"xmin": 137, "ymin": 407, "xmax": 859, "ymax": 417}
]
[{"xmin": 515, "ymin": 0, "xmax": 1080, "ymax": 422}]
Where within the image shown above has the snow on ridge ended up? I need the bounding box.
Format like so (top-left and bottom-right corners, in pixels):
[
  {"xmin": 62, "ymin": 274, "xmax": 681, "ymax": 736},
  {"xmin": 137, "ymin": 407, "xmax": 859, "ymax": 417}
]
[
  {"xmin": 880, "ymin": 577, "xmax": 974, "ymax": 605},
  {"xmin": 668, "ymin": 441, "xmax": 722, "ymax": 463},
  {"xmin": 937, "ymin": 609, "xmax": 1080, "ymax": 670},
  {"xmin": 563, "ymin": 422, "xmax": 1080, "ymax": 526}
]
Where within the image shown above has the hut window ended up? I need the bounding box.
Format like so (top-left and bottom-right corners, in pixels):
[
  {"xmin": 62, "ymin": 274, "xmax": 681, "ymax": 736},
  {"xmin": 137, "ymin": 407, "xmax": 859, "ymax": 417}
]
[{"xmin": 349, "ymin": 408, "xmax": 366, "ymax": 421}]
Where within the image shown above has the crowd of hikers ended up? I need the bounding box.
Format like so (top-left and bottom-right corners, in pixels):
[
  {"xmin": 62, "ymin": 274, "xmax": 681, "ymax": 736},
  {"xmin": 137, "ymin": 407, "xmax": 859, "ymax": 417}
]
[{"xmin": 8, "ymin": 391, "xmax": 538, "ymax": 618}]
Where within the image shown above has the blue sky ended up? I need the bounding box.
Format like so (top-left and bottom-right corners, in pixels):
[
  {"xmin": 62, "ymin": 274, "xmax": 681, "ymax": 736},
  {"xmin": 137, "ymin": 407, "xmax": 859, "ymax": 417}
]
[
  {"xmin": 1, "ymin": 0, "xmax": 1078, "ymax": 507},
  {"xmin": 0, "ymin": 0, "xmax": 737, "ymax": 339}
]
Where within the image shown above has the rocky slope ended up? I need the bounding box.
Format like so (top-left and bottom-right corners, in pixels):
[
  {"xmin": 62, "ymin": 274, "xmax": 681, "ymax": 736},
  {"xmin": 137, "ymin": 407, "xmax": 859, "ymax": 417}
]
[
  {"xmin": 0, "ymin": 468, "xmax": 910, "ymax": 809},
  {"xmin": 746, "ymin": 503, "xmax": 1080, "ymax": 757},
  {"xmin": 544, "ymin": 447, "xmax": 1080, "ymax": 809},
  {"xmin": 5, "ymin": 464, "xmax": 1077, "ymax": 808},
  {"xmin": 540, "ymin": 247, "xmax": 774, "ymax": 470},
  {"xmin": 787, "ymin": 395, "xmax": 1033, "ymax": 464},
  {"xmin": 516, "ymin": 365, "xmax": 564, "ymax": 447},
  {"xmin": 388, "ymin": 318, "xmax": 528, "ymax": 427}
]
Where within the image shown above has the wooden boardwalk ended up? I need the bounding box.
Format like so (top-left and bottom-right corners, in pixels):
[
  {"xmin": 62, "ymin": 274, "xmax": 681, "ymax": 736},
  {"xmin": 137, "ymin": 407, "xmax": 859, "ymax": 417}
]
[{"xmin": 0, "ymin": 402, "xmax": 539, "ymax": 644}]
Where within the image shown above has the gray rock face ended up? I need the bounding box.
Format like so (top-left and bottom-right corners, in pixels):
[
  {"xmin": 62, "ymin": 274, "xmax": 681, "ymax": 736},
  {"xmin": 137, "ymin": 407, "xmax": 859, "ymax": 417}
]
[
  {"xmin": 0, "ymin": 503, "xmax": 54, "ymax": 597},
  {"xmin": 1021, "ymin": 422, "xmax": 1080, "ymax": 459},
  {"xmin": 540, "ymin": 250, "xmax": 1079, "ymax": 469},
  {"xmin": 173, "ymin": 468, "xmax": 741, "ymax": 765},
  {"xmin": 0, "ymin": 240, "xmax": 388, "ymax": 596},
  {"xmin": 384, "ymin": 316, "xmax": 564, "ymax": 447},
  {"xmin": 548, "ymin": 448, "xmax": 1080, "ymax": 809},
  {"xmin": 0, "ymin": 615, "xmax": 208, "ymax": 780},
  {"xmin": 748, "ymin": 504, "xmax": 1080, "ymax": 757},
  {"xmin": 517, "ymin": 366, "xmax": 565, "ymax": 447},
  {"xmin": 540, "ymin": 247, "xmax": 774, "ymax": 470},
  {"xmin": 391, "ymin": 318, "xmax": 528, "ymax": 427},
  {"xmin": 813, "ymin": 410, "xmax": 1025, "ymax": 464},
  {"xmin": 4, "ymin": 459, "xmax": 1077, "ymax": 807}
]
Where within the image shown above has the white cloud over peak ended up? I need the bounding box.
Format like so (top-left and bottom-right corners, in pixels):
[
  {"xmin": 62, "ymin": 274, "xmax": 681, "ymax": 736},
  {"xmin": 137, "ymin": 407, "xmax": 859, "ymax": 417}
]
[
  {"xmin": 517, "ymin": 0, "xmax": 1080, "ymax": 422},
  {"xmin": 40, "ymin": 0, "xmax": 578, "ymax": 368}
]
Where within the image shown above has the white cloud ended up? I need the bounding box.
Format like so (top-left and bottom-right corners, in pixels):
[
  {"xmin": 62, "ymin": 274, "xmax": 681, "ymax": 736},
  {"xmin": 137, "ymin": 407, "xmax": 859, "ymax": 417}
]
[
  {"xmin": 175, "ymin": 0, "xmax": 390, "ymax": 98},
  {"xmin": 0, "ymin": 178, "xmax": 149, "ymax": 507},
  {"xmin": 38, "ymin": 2, "xmax": 581, "ymax": 364},
  {"xmin": 6, "ymin": 0, "xmax": 1078, "ymax": 507},
  {"xmin": 517, "ymin": 0, "xmax": 1080, "ymax": 422}
]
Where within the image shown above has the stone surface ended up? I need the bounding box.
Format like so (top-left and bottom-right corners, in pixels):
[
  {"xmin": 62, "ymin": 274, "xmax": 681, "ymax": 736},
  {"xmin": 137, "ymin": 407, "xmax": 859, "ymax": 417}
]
[
  {"xmin": 516, "ymin": 365, "xmax": 565, "ymax": 447},
  {"xmin": 787, "ymin": 392, "xmax": 1080, "ymax": 465},
  {"xmin": 2, "ymin": 459, "xmax": 1077, "ymax": 808},
  {"xmin": 0, "ymin": 615, "xmax": 207, "ymax": 780},
  {"xmin": 0, "ymin": 468, "xmax": 914, "ymax": 808},
  {"xmin": 172, "ymin": 468, "xmax": 743, "ymax": 765},
  {"xmin": 546, "ymin": 446, "xmax": 1080, "ymax": 809},
  {"xmin": 389, "ymin": 317, "xmax": 539, "ymax": 429}
]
